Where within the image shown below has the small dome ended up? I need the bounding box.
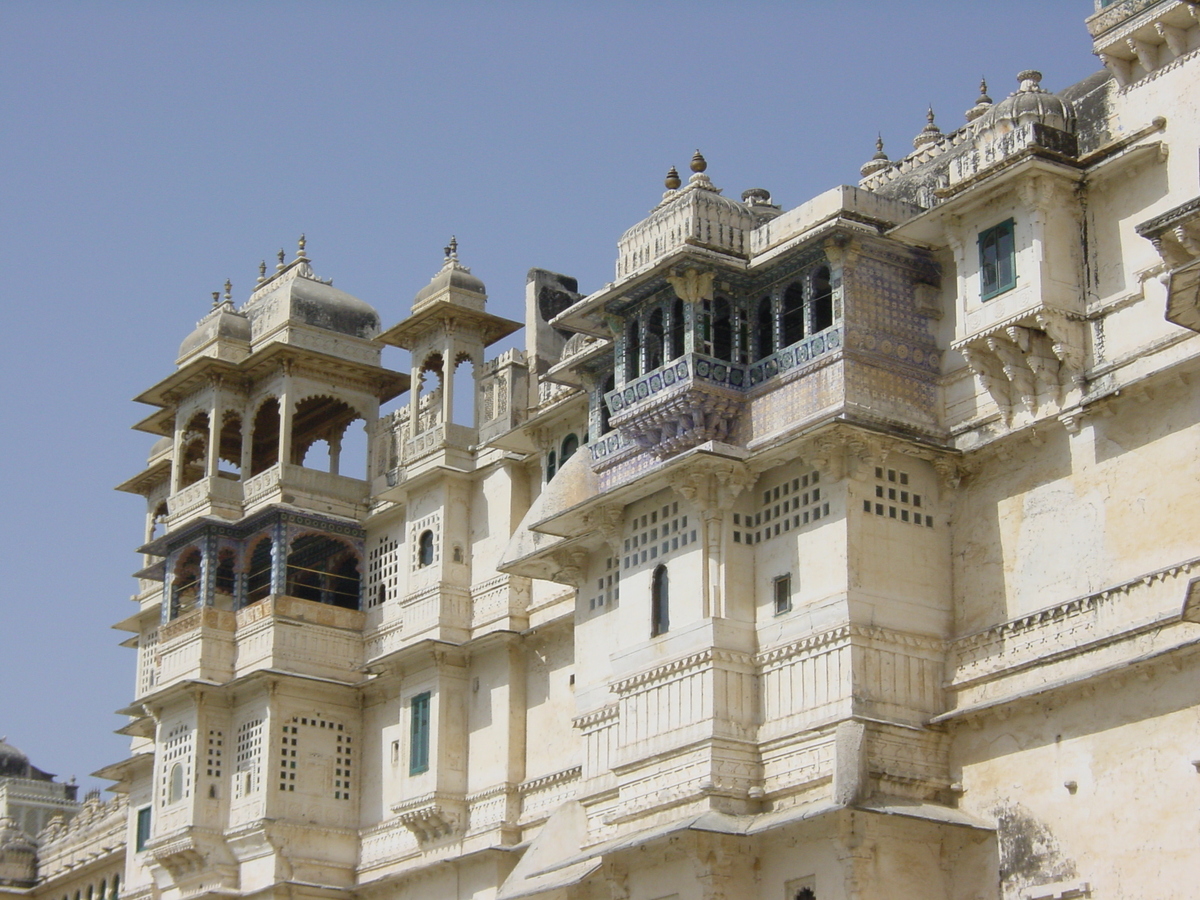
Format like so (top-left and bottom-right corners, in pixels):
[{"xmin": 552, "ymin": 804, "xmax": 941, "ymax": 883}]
[
  {"xmin": 149, "ymin": 436, "xmax": 172, "ymax": 462},
  {"xmin": 0, "ymin": 738, "xmax": 30, "ymax": 779},
  {"xmin": 287, "ymin": 277, "xmax": 380, "ymax": 338},
  {"xmin": 976, "ymin": 70, "xmax": 1074, "ymax": 136},
  {"xmin": 178, "ymin": 301, "xmax": 251, "ymax": 360},
  {"xmin": 413, "ymin": 238, "xmax": 487, "ymax": 309}
]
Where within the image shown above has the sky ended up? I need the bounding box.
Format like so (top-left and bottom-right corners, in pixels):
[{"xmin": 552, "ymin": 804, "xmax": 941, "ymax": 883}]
[{"xmin": 0, "ymin": 1, "xmax": 1103, "ymax": 795}]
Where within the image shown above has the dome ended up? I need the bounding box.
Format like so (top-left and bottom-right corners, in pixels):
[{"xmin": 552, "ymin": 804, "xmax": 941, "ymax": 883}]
[
  {"xmin": 413, "ymin": 239, "xmax": 487, "ymax": 309},
  {"xmin": 286, "ymin": 276, "xmax": 380, "ymax": 338},
  {"xmin": 976, "ymin": 70, "xmax": 1074, "ymax": 136},
  {"xmin": 0, "ymin": 738, "xmax": 30, "ymax": 779},
  {"xmin": 178, "ymin": 300, "xmax": 252, "ymax": 361}
]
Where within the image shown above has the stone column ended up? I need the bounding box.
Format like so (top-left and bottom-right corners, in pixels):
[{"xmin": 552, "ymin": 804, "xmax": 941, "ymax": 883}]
[
  {"xmin": 206, "ymin": 377, "xmax": 222, "ymax": 480},
  {"xmin": 277, "ymin": 362, "xmax": 294, "ymax": 468}
]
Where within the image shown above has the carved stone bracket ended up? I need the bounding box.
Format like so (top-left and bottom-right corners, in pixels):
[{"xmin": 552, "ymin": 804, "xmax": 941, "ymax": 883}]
[
  {"xmin": 666, "ymin": 267, "xmax": 716, "ymax": 304},
  {"xmin": 547, "ymin": 547, "xmax": 591, "ymax": 587},
  {"xmin": 394, "ymin": 794, "xmax": 465, "ymax": 844},
  {"xmin": 1136, "ymin": 195, "xmax": 1200, "ymax": 332}
]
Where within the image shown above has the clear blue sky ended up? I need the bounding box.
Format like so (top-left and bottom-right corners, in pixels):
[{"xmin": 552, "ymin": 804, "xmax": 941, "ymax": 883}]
[{"xmin": 0, "ymin": 2, "xmax": 1101, "ymax": 793}]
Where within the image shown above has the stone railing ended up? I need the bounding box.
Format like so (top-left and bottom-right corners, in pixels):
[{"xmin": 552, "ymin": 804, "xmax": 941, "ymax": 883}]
[
  {"xmin": 947, "ymin": 556, "xmax": 1200, "ymax": 688},
  {"xmin": 518, "ymin": 766, "xmax": 581, "ymax": 827},
  {"xmin": 242, "ymin": 464, "xmax": 281, "ymax": 508},
  {"xmin": 166, "ymin": 474, "xmax": 243, "ymax": 526}
]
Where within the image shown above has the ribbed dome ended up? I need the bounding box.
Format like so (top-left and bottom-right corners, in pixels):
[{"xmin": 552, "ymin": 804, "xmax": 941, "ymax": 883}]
[
  {"xmin": 178, "ymin": 301, "xmax": 251, "ymax": 361},
  {"xmin": 413, "ymin": 259, "xmax": 487, "ymax": 309},
  {"xmin": 0, "ymin": 738, "xmax": 30, "ymax": 778},
  {"xmin": 976, "ymin": 70, "xmax": 1074, "ymax": 135}
]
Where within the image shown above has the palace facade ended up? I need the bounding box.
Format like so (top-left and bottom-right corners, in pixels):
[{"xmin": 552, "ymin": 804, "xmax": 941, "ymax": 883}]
[{"xmin": 4, "ymin": 2, "xmax": 1200, "ymax": 898}]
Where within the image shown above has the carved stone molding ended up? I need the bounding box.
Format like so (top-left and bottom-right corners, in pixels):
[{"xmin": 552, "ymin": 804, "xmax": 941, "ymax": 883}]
[
  {"xmin": 665, "ymin": 267, "xmax": 716, "ymax": 304},
  {"xmin": 392, "ymin": 793, "xmax": 466, "ymax": 844}
]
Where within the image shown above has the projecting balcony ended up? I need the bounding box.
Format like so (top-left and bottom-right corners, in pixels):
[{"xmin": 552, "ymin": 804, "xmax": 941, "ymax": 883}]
[
  {"xmin": 242, "ymin": 462, "xmax": 370, "ymax": 519},
  {"xmin": 157, "ymin": 607, "xmax": 236, "ymax": 686},
  {"xmin": 165, "ymin": 474, "xmax": 244, "ymax": 529},
  {"xmin": 600, "ymin": 327, "xmax": 843, "ymax": 459},
  {"xmin": 233, "ymin": 594, "xmax": 365, "ymax": 682}
]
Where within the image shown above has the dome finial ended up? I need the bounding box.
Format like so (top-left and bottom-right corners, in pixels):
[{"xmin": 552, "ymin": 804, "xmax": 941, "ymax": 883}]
[
  {"xmin": 257, "ymin": 260, "xmax": 267, "ymax": 284},
  {"xmin": 224, "ymin": 279, "xmax": 232, "ymax": 301},
  {"xmin": 690, "ymin": 149, "xmax": 707, "ymax": 173},
  {"xmin": 860, "ymin": 133, "xmax": 892, "ymax": 178},
  {"xmin": 913, "ymin": 106, "xmax": 943, "ymax": 149},
  {"xmin": 212, "ymin": 291, "xmax": 221, "ymax": 307},
  {"xmin": 276, "ymin": 248, "xmax": 286, "ymax": 270},
  {"xmin": 966, "ymin": 76, "xmax": 994, "ymax": 122},
  {"xmin": 297, "ymin": 233, "xmax": 307, "ymax": 260},
  {"xmin": 665, "ymin": 165, "xmax": 681, "ymax": 190},
  {"xmin": 444, "ymin": 236, "xmax": 458, "ymax": 261},
  {"xmin": 1018, "ymin": 70, "xmax": 1043, "ymax": 90}
]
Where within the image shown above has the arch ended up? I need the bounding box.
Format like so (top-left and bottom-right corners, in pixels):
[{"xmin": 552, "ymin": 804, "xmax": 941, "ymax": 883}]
[
  {"xmin": 560, "ymin": 433, "xmax": 579, "ymax": 464},
  {"xmin": 626, "ymin": 319, "xmax": 641, "ymax": 380},
  {"xmin": 168, "ymin": 763, "xmax": 184, "ymax": 804},
  {"xmin": 651, "ymin": 564, "xmax": 669, "ymax": 636},
  {"xmin": 668, "ymin": 297, "xmax": 686, "ymax": 360},
  {"xmin": 285, "ymin": 532, "xmax": 361, "ymax": 609},
  {"xmin": 546, "ymin": 450, "xmax": 557, "ymax": 482},
  {"xmin": 170, "ymin": 548, "xmax": 202, "ymax": 619},
  {"xmin": 218, "ymin": 412, "xmax": 242, "ymax": 476},
  {"xmin": 810, "ymin": 265, "xmax": 833, "ymax": 333},
  {"xmin": 214, "ymin": 548, "xmax": 237, "ymax": 609},
  {"xmin": 178, "ymin": 411, "xmax": 210, "ymax": 488},
  {"xmin": 111, "ymin": 876, "xmax": 119, "ymax": 900},
  {"xmin": 711, "ymin": 297, "xmax": 733, "ymax": 362},
  {"xmin": 250, "ymin": 398, "xmax": 280, "ymax": 476},
  {"xmin": 150, "ymin": 502, "xmax": 169, "ymax": 540},
  {"xmin": 782, "ymin": 283, "xmax": 806, "ymax": 346},
  {"xmin": 452, "ymin": 353, "xmax": 476, "ymax": 426},
  {"xmin": 292, "ymin": 395, "xmax": 364, "ymax": 474},
  {"xmin": 244, "ymin": 536, "xmax": 274, "ymax": 604},
  {"xmin": 417, "ymin": 530, "xmax": 435, "ymax": 568},
  {"xmin": 756, "ymin": 295, "xmax": 775, "ymax": 359},
  {"xmin": 646, "ymin": 307, "xmax": 665, "ymax": 371}
]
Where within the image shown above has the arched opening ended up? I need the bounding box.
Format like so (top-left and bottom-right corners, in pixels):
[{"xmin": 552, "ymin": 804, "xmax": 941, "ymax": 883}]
[
  {"xmin": 651, "ymin": 564, "xmax": 669, "ymax": 636},
  {"xmin": 452, "ymin": 354, "xmax": 476, "ymax": 426},
  {"xmin": 168, "ymin": 764, "xmax": 183, "ymax": 804},
  {"xmin": 178, "ymin": 412, "xmax": 210, "ymax": 488},
  {"xmin": 810, "ymin": 266, "xmax": 833, "ymax": 333},
  {"xmin": 214, "ymin": 548, "xmax": 237, "ymax": 610},
  {"xmin": 170, "ymin": 548, "xmax": 202, "ymax": 619},
  {"xmin": 669, "ymin": 297, "xmax": 686, "ymax": 360},
  {"xmin": 416, "ymin": 354, "xmax": 444, "ymax": 433},
  {"xmin": 561, "ymin": 433, "xmax": 579, "ymax": 464},
  {"xmin": 782, "ymin": 283, "xmax": 806, "ymax": 346},
  {"xmin": 245, "ymin": 537, "xmax": 273, "ymax": 604},
  {"xmin": 111, "ymin": 876, "xmax": 119, "ymax": 900},
  {"xmin": 285, "ymin": 533, "xmax": 361, "ymax": 609},
  {"xmin": 712, "ymin": 298, "xmax": 733, "ymax": 362},
  {"xmin": 218, "ymin": 413, "xmax": 242, "ymax": 477},
  {"xmin": 250, "ymin": 399, "xmax": 280, "ymax": 476},
  {"xmin": 150, "ymin": 502, "xmax": 169, "ymax": 540},
  {"xmin": 546, "ymin": 450, "xmax": 557, "ymax": 482},
  {"xmin": 417, "ymin": 530, "xmax": 435, "ymax": 568},
  {"xmin": 338, "ymin": 420, "xmax": 369, "ymax": 481},
  {"xmin": 646, "ymin": 308, "xmax": 664, "ymax": 371},
  {"xmin": 756, "ymin": 296, "xmax": 775, "ymax": 359},
  {"xmin": 600, "ymin": 374, "xmax": 615, "ymax": 435},
  {"xmin": 292, "ymin": 396, "xmax": 363, "ymax": 475}
]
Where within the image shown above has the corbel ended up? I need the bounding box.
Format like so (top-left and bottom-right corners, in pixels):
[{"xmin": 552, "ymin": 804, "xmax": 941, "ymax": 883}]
[
  {"xmin": 666, "ymin": 267, "xmax": 715, "ymax": 304},
  {"xmin": 1156, "ymin": 22, "xmax": 1187, "ymax": 57},
  {"xmin": 1099, "ymin": 52, "xmax": 1133, "ymax": 87},
  {"xmin": 1127, "ymin": 36, "xmax": 1159, "ymax": 73}
]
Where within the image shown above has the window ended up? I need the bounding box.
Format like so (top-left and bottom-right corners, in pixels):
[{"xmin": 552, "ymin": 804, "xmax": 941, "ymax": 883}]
[
  {"xmin": 647, "ymin": 307, "xmax": 664, "ymax": 371},
  {"xmin": 626, "ymin": 319, "xmax": 641, "ymax": 379},
  {"xmin": 417, "ymin": 530, "xmax": 434, "ymax": 567},
  {"xmin": 979, "ymin": 218, "xmax": 1016, "ymax": 300},
  {"xmin": 409, "ymin": 692, "xmax": 431, "ymax": 775},
  {"xmin": 810, "ymin": 266, "xmax": 833, "ymax": 333},
  {"xmin": 669, "ymin": 297, "xmax": 685, "ymax": 359},
  {"xmin": 651, "ymin": 564, "xmax": 670, "ymax": 636},
  {"xmin": 135, "ymin": 807, "xmax": 151, "ymax": 852},
  {"xmin": 756, "ymin": 296, "xmax": 775, "ymax": 359},
  {"xmin": 774, "ymin": 574, "xmax": 792, "ymax": 615},
  {"xmin": 781, "ymin": 284, "xmax": 805, "ymax": 346},
  {"xmin": 546, "ymin": 450, "xmax": 557, "ymax": 482},
  {"xmin": 561, "ymin": 433, "xmax": 579, "ymax": 464},
  {"xmin": 168, "ymin": 764, "xmax": 184, "ymax": 804}
]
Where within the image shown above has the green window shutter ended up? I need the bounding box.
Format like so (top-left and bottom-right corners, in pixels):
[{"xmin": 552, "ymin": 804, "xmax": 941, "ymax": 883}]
[
  {"xmin": 979, "ymin": 218, "xmax": 1016, "ymax": 300},
  {"xmin": 409, "ymin": 692, "xmax": 431, "ymax": 775}
]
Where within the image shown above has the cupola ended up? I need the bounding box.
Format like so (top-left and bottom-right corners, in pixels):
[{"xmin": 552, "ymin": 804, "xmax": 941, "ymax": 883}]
[
  {"xmin": 177, "ymin": 281, "xmax": 252, "ymax": 365},
  {"xmin": 974, "ymin": 70, "xmax": 1075, "ymax": 139},
  {"xmin": 411, "ymin": 236, "xmax": 488, "ymax": 312}
]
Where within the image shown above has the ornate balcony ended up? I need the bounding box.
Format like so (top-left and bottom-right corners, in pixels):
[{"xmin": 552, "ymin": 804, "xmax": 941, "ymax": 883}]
[
  {"xmin": 165, "ymin": 475, "xmax": 243, "ymax": 529},
  {"xmin": 243, "ymin": 463, "xmax": 369, "ymax": 518}
]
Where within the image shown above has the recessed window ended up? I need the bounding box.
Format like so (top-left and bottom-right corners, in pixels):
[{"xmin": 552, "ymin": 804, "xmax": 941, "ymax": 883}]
[
  {"xmin": 979, "ymin": 218, "xmax": 1016, "ymax": 300},
  {"xmin": 773, "ymin": 574, "xmax": 793, "ymax": 615},
  {"xmin": 135, "ymin": 807, "xmax": 151, "ymax": 852},
  {"xmin": 651, "ymin": 564, "xmax": 670, "ymax": 636},
  {"xmin": 417, "ymin": 530, "xmax": 434, "ymax": 568},
  {"xmin": 409, "ymin": 692, "xmax": 431, "ymax": 775}
]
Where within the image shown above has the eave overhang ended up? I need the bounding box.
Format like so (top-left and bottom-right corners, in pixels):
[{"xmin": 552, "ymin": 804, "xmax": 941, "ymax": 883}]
[
  {"xmin": 115, "ymin": 457, "xmax": 171, "ymax": 495},
  {"xmin": 379, "ymin": 303, "xmax": 522, "ymax": 350}
]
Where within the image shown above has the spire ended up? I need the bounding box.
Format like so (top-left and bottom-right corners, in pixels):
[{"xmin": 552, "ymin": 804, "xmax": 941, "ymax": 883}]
[
  {"xmin": 444, "ymin": 236, "xmax": 459, "ymax": 263},
  {"xmin": 224, "ymin": 279, "xmax": 232, "ymax": 302},
  {"xmin": 296, "ymin": 233, "xmax": 308, "ymax": 261},
  {"xmin": 859, "ymin": 133, "xmax": 892, "ymax": 178},
  {"xmin": 276, "ymin": 248, "xmax": 286, "ymax": 271},
  {"xmin": 211, "ymin": 291, "xmax": 221, "ymax": 307},
  {"xmin": 257, "ymin": 260, "xmax": 267, "ymax": 284},
  {"xmin": 913, "ymin": 106, "xmax": 943, "ymax": 149},
  {"xmin": 965, "ymin": 76, "xmax": 994, "ymax": 122},
  {"xmin": 690, "ymin": 149, "xmax": 707, "ymax": 173},
  {"xmin": 664, "ymin": 166, "xmax": 681, "ymax": 190}
]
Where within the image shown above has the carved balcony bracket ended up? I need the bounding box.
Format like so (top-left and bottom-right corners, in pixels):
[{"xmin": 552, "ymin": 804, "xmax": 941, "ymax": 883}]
[
  {"xmin": 1137, "ymin": 196, "xmax": 1200, "ymax": 332},
  {"xmin": 393, "ymin": 794, "xmax": 466, "ymax": 845}
]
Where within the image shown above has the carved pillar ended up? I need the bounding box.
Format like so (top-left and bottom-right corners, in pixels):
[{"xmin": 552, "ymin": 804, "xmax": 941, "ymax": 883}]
[
  {"xmin": 206, "ymin": 377, "xmax": 222, "ymax": 480},
  {"xmin": 278, "ymin": 361, "xmax": 294, "ymax": 468},
  {"xmin": 328, "ymin": 430, "xmax": 342, "ymax": 477},
  {"xmin": 442, "ymin": 326, "xmax": 457, "ymax": 428},
  {"xmin": 270, "ymin": 519, "xmax": 288, "ymax": 597}
]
